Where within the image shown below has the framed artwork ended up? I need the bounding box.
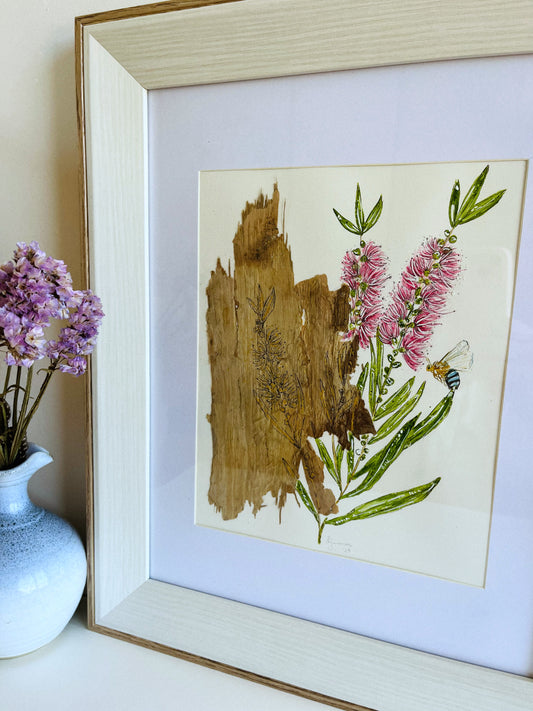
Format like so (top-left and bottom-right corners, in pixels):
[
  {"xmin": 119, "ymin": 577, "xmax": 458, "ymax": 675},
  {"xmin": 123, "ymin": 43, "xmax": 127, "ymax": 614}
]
[
  {"xmin": 195, "ymin": 161, "xmax": 525, "ymax": 585},
  {"xmin": 77, "ymin": 1, "xmax": 533, "ymax": 709}
]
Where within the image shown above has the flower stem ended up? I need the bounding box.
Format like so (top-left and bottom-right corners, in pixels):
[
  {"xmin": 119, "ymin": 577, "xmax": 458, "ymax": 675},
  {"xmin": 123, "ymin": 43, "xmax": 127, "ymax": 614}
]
[
  {"xmin": 318, "ymin": 518, "xmax": 327, "ymax": 544},
  {"xmin": 5, "ymin": 363, "xmax": 57, "ymax": 467},
  {"xmin": 8, "ymin": 365, "xmax": 33, "ymax": 464},
  {"xmin": 12, "ymin": 366, "xmax": 22, "ymax": 430},
  {"xmin": 2, "ymin": 365, "xmax": 12, "ymax": 398},
  {"xmin": 338, "ymin": 444, "xmax": 367, "ymax": 502},
  {"xmin": 22, "ymin": 363, "xmax": 56, "ymax": 432},
  {"xmin": 374, "ymin": 345, "xmax": 402, "ymax": 412}
]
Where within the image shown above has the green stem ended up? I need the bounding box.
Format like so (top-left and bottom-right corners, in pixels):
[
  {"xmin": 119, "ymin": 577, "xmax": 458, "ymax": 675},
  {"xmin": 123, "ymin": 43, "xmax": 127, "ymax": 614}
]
[
  {"xmin": 9, "ymin": 366, "xmax": 34, "ymax": 463},
  {"xmin": 340, "ymin": 442, "xmax": 368, "ymax": 499},
  {"xmin": 12, "ymin": 366, "xmax": 22, "ymax": 430},
  {"xmin": 375, "ymin": 357, "xmax": 397, "ymax": 410},
  {"xmin": 7, "ymin": 363, "xmax": 57, "ymax": 466},
  {"xmin": 18, "ymin": 365, "xmax": 34, "ymax": 427},
  {"xmin": 318, "ymin": 518, "xmax": 327, "ymax": 544},
  {"xmin": 2, "ymin": 365, "xmax": 12, "ymax": 398},
  {"xmin": 21, "ymin": 363, "xmax": 56, "ymax": 433}
]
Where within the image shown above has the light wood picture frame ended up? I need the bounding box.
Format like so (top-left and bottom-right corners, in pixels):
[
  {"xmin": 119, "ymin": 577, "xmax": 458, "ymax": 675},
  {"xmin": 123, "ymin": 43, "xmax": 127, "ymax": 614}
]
[{"xmin": 76, "ymin": 2, "xmax": 533, "ymax": 709}]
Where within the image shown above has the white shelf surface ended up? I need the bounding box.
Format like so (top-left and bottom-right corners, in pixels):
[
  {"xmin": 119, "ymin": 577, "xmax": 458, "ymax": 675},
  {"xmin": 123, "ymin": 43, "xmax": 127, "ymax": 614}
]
[{"xmin": 1, "ymin": 599, "xmax": 333, "ymax": 711}]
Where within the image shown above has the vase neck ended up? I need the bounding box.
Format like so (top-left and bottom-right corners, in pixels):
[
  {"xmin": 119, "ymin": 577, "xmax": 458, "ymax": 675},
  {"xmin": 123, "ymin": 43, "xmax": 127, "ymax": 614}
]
[
  {"xmin": 0, "ymin": 477, "xmax": 39, "ymax": 517},
  {"xmin": 0, "ymin": 444, "xmax": 52, "ymax": 519}
]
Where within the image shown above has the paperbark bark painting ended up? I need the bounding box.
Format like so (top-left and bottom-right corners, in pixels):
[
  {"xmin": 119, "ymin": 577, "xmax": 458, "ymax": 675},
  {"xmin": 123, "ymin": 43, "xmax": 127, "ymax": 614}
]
[
  {"xmin": 206, "ymin": 186, "xmax": 374, "ymax": 522},
  {"xmin": 196, "ymin": 161, "xmax": 526, "ymax": 583}
]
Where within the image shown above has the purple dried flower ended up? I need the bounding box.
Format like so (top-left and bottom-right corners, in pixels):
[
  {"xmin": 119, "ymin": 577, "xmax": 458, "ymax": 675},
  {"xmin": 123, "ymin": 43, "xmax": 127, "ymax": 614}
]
[
  {"xmin": 0, "ymin": 242, "xmax": 80, "ymax": 366},
  {"xmin": 0, "ymin": 242, "xmax": 103, "ymax": 375},
  {"xmin": 0, "ymin": 242, "xmax": 104, "ymax": 468},
  {"xmin": 46, "ymin": 290, "xmax": 104, "ymax": 376}
]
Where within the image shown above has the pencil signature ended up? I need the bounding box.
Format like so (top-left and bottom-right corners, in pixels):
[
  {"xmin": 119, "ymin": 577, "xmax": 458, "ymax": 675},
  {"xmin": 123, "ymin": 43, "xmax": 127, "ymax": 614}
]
[{"xmin": 323, "ymin": 536, "xmax": 353, "ymax": 555}]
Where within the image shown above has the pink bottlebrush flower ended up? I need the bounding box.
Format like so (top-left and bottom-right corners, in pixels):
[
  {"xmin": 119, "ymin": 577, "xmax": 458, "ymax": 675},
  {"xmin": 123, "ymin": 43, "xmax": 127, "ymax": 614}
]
[
  {"xmin": 379, "ymin": 237, "xmax": 461, "ymax": 370},
  {"xmin": 340, "ymin": 241, "xmax": 388, "ymax": 349}
]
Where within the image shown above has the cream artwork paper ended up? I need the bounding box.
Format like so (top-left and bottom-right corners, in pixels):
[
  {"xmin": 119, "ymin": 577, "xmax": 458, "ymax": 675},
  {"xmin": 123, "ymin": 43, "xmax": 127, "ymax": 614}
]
[{"xmin": 195, "ymin": 160, "xmax": 526, "ymax": 585}]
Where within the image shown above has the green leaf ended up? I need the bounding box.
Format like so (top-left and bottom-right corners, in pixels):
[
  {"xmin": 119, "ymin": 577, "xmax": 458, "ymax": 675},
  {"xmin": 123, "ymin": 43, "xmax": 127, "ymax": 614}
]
[
  {"xmin": 456, "ymin": 189, "xmax": 506, "ymax": 225},
  {"xmin": 296, "ymin": 481, "xmax": 320, "ymax": 524},
  {"xmin": 363, "ymin": 195, "xmax": 383, "ymax": 232},
  {"xmin": 315, "ymin": 438, "xmax": 341, "ymax": 488},
  {"xmin": 405, "ymin": 391, "xmax": 454, "ymax": 449},
  {"xmin": 448, "ymin": 180, "xmax": 461, "ymax": 228},
  {"xmin": 354, "ymin": 184, "xmax": 365, "ymax": 232},
  {"xmin": 345, "ymin": 415, "xmax": 419, "ymax": 493},
  {"xmin": 369, "ymin": 382, "xmax": 425, "ymax": 444},
  {"xmin": 356, "ymin": 362, "xmax": 369, "ymax": 393},
  {"xmin": 457, "ymin": 165, "xmax": 489, "ymax": 221},
  {"xmin": 368, "ymin": 340, "xmax": 378, "ymax": 414},
  {"xmin": 368, "ymin": 337, "xmax": 384, "ymax": 415},
  {"xmin": 346, "ymin": 442, "xmax": 355, "ymax": 477},
  {"xmin": 325, "ymin": 478, "xmax": 441, "ymax": 526},
  {"xmin": 374, "ymin": 377, "xmax": 415, "ymax": 420},
  {"xmin": 335, "ymin": 442, "xmax": 344, "ymax": 481},
  {"xmin": 333, "ymin": 208, "xmax": 359, "ymax": 235},
  {"xmin": 375, "ymin": 334, "xmax": 384, "ymax": 395}
]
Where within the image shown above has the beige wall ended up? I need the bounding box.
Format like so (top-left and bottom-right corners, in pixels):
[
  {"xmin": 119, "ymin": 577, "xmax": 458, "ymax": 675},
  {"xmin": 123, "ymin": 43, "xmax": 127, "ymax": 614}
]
[{"xmin": 1, "ymin": 0, "xmax": 159, "ymax": 536}]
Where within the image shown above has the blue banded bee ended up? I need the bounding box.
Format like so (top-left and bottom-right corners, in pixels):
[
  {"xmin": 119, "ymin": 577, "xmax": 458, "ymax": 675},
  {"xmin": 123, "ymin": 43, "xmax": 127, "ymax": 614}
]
[{"xmin": 426, "ymin": 340, "xmax": 473, "ymax": 391}]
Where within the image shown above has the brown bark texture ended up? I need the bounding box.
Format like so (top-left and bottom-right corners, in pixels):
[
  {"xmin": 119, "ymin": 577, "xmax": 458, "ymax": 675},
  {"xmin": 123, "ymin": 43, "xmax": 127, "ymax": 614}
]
[{"xmin": 206, "ymin": 185, "xmax": 374, "ymax": 521}]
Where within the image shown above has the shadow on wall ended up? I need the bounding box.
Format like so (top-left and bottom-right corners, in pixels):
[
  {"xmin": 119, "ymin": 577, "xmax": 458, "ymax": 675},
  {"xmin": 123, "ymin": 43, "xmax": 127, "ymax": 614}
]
[{"xmin": 27, "ymin": 45, "xmax": 89, "ymax": 539}]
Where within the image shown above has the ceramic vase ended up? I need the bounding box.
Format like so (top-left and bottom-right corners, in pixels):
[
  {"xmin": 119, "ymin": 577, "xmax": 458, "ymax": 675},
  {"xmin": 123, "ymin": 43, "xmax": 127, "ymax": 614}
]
[{"xmin": 0, "ymin": 443, "xmax": 86, "ymax": 657}]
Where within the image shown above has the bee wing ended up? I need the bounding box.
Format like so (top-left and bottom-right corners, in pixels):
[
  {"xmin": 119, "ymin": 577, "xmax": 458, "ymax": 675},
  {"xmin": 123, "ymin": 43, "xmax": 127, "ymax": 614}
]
[{"xmin": 442, "ymin": 340, "xmax": 473, "ymax": 371}]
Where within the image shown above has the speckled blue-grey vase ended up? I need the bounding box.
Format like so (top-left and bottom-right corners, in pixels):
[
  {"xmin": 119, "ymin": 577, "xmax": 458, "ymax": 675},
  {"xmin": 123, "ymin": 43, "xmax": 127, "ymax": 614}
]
[{"xmin": 0, "ymin": 443, "xmax": 86, "ymax": 657}]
